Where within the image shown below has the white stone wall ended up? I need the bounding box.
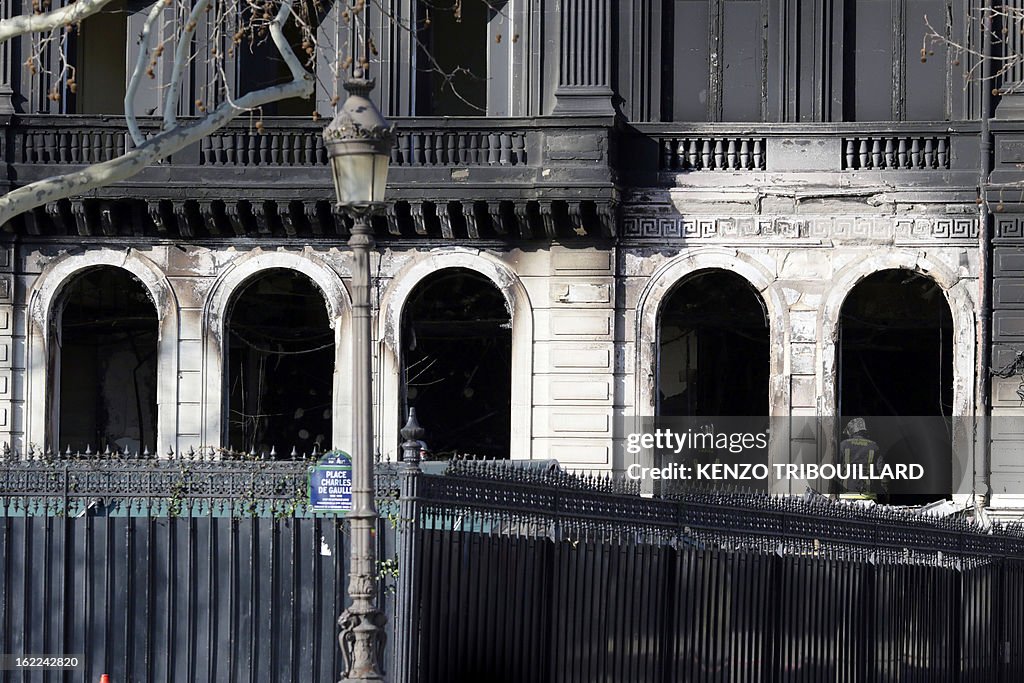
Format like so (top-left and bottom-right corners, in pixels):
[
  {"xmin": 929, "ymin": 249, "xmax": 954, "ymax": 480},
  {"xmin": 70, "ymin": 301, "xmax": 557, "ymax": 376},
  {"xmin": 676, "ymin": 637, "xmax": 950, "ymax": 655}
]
[{"xmin": 2, "ymin": 211, "xmax": 982, "ymax": 483}]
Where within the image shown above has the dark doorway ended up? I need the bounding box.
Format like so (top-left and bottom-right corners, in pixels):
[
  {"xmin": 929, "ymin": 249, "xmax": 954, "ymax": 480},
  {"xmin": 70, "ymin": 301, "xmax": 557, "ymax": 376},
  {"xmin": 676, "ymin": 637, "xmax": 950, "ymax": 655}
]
[
  {"xmin": 839, "ymin": 269, "xmax": 954, "ymax": 500},
  {"xmin": 840, "ymin": 270, "xmax": 954, "ymax": 417},
  {"xmin": 57, "ymin": 267, "xmax": 158, "ymax": 453},
  {"xmin": 658, "ymin": 270, "xmax": 769, "ymax": 416},
  {"xmin": 226, "ymin": 269, "xmax": 333, "ymax": 456},
  {"xmin": 402, "ymin": 268, "xmax": 511, "ymax": 458}
]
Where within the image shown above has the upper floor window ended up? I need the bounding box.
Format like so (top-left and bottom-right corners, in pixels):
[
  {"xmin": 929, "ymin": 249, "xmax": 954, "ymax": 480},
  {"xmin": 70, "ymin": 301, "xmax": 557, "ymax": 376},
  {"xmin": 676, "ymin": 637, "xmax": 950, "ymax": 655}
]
[
  {"xmin": 843, "ymin": 0, "xmax": 959, "ymax": 121},
  {"xmin": 414, "ymin": 0, "xmax": 513, "ymax": 116},
  {"xmin": 659, "ymin": 0, "xmax": 969, "ymax": 122},
  {"xmin": 662, "ymin": 0, "xmax": 772, "ymax": 122},
  {"xmin": 74, "ymin": 0, "xmax": 128, "ymax": 114}
]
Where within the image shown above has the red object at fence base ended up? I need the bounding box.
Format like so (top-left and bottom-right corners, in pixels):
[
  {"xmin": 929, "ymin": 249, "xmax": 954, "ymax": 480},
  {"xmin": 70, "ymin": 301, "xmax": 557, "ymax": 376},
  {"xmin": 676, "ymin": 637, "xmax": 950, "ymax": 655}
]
[{"xmin": 99, "ymin": 675, "xmax": 110, "ymax": 683}]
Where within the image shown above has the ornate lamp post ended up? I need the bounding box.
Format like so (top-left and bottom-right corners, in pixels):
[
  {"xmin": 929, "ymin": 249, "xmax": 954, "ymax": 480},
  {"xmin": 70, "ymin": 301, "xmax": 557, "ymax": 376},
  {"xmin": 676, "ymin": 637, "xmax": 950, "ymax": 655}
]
[{"xmin": 323, "ymin": 71, "xmax": 394, "ymax": 682}]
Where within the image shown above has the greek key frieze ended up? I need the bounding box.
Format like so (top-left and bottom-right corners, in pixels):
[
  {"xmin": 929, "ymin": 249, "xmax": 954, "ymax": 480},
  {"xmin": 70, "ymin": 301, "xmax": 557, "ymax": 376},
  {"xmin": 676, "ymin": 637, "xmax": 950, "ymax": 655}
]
[{"xmin": 621, "ymin": 214, "xmax": 979, "ymax": 240}]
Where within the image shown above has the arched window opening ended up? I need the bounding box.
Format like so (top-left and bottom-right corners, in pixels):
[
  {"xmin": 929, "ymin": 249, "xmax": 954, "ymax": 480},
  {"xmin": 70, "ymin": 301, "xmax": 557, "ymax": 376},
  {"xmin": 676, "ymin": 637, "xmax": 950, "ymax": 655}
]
[
  {"xmin": 226, "ymin": 269, "xmax": 334, "ymax": 456},
  {"xmin": 402, "ymin": 268, "xmax": 511, "ymax": 458},
  {"xmin": 56, "ymin": 267, "xmax": 158, "ymax": 453},
  {"xmin": 658, "ymin": 270, "xmax": 769, "ymax": 416},
  {"xmin": 839, "ymin": 269, "xmax": 954, "ymax": 501}
]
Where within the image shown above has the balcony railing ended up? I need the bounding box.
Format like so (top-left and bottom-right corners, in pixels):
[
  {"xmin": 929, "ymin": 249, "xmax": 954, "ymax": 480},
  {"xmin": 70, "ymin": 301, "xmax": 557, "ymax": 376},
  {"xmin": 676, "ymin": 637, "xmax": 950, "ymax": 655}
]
[
  {"xmin": 631, "ymin": 121, "xmax": 980, "ymax": 175},
  {"xmin": 6, "ymin": 116, "xmax": 541, "ymax": 170}
]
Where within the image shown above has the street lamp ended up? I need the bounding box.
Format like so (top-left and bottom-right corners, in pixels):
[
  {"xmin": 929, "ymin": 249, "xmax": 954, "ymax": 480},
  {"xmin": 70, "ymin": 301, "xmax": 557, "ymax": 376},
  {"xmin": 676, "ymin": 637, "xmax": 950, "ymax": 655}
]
[{"xmin": 323, "ymin": 71, "xmax": 394, "ymax": 682}]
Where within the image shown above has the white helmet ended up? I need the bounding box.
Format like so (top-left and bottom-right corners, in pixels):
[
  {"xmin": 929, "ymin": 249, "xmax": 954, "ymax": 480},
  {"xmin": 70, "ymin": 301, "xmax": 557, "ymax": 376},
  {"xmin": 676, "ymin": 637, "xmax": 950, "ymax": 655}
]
[{"xmin": 844, "ymin": 418, "xmax": 867, "ymax": 437}]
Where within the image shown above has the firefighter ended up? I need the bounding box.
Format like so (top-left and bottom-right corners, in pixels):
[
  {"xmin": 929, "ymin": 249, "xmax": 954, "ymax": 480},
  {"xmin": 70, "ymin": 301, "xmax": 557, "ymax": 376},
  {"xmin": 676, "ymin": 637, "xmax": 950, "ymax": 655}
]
[{"xmin": 838, "ymin": 418, "xmax": 884, "ymax": 501}]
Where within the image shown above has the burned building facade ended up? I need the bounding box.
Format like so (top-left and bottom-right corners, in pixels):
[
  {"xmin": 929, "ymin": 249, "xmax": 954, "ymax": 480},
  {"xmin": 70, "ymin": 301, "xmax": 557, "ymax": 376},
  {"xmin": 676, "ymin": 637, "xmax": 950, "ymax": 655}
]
[{"xmin": 0, "ymin": 0, "xmax": 1022, "ymax": 508}]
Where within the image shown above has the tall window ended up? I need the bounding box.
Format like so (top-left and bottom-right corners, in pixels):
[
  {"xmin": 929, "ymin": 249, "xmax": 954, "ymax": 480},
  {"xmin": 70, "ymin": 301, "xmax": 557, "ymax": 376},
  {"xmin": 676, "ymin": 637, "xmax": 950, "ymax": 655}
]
[
  {"xmin": 658, "ymin": 0, "xmax": 967, "ymax": 122},
  {"xmin": 843, "ymin": 0, "xmax": 956, "ymax": 121},
  {"xmin": 73, "ymin": 0, "xmax": 127, "ymax": 114},
  {"xmin": 226, "ymin": 269, "xmax": 334, "ymax": 455},
  {"xmin": 401, "ymin": 269, "xmax": 511, "ymax": 458},
  {"xmin": 839, "ymin": 269, "xmax": 953, "ymax": 500},
  {"xmin": 658, "ymin": 270, "xmax": 769, "ymax": 416},
  {"xmin": 236, "ymin": 3, "xmax": 327, "ymax": 116},
  {"xmin": 414, "ymin": 0, "xmax": 512, "ymax": 115},
  {"xmin": 56, "ymin": 267, "xmax": 158, "ymax": 452},
  {"xmin": 662, "ymin": 0, "xmax": 772, "ymax": 122}
]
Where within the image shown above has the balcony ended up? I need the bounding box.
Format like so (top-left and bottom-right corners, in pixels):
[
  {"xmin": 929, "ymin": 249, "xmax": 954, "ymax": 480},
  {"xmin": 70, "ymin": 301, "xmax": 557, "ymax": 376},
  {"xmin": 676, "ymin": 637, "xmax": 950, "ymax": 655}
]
[
  {"xmin": 621, "ymin": 121, "xmax": 983, "ymax": 193},
  {"xmin": 0, "ymin": 115, "xmax": 997, "ymax": 239},
  {"xmin": 1, "ymin": 114, "xmax": 621, "ymax": 240}
]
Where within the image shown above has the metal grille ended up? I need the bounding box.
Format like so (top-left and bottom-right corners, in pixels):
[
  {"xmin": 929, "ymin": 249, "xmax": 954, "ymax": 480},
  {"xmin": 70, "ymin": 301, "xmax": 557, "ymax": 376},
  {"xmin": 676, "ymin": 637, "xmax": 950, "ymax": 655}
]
[
  {"xmin": 394, "ymin": 463, "xmax": 1024, "ymax": 683},
  {"xmin": 0, "ymin": 455, "xmax": 401, "ymax": 683}
]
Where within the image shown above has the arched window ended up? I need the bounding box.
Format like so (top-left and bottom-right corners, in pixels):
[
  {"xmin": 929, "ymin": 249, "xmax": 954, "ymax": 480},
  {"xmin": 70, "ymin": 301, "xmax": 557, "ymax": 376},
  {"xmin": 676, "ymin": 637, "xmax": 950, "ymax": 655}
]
[
  {"xmin": 401, "ymin": 268, "xmax": 511, "ymax": 458},
  {"xmin": 55, "ymin": 267, "xmax": 158, "ymax": 452},
  {"xmin": 225, "ymin": 269, "xmax": 334, "ymax": 455},
  {"xmin": 839, "ymin": 269, "xmax": 954, "ymax": 499},
  {"xmin": 658, "ymin": 270, "xmax": 769, "ymax": 416}
]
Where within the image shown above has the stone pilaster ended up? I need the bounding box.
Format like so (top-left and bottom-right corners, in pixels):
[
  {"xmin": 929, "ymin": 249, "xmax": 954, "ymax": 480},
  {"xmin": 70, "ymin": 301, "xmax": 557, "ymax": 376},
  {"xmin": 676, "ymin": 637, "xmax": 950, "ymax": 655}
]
[{"xmin": 552, "ymin": 0, "xmax": 615, "ymax": 115}]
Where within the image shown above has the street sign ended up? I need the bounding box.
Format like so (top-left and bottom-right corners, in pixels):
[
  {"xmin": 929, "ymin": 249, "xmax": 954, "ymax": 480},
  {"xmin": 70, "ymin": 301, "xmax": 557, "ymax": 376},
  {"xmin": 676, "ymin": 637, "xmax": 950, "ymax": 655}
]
[{"xmin": 308, "ymin": 451, "xmax": 353, "ymax": 511}]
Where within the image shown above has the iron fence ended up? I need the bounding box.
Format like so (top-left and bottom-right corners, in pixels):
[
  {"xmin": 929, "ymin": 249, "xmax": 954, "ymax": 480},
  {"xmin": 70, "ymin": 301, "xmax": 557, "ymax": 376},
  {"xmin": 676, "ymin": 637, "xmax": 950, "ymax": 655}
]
[
  {"xmin": 4, "ymin": 451, "xmax": 1024, "ymax": 682},
  {"xmin": 393, "ymin": 459, "xmax": 1024, "ymax": 683},
  {"xmin": 0, "ymin": 451, "xmax": 400, "ymax": 683}
]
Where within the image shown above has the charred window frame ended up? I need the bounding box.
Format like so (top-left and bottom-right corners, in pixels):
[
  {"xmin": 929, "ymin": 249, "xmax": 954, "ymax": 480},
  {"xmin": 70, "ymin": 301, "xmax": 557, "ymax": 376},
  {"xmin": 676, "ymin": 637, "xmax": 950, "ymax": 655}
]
[
  {"xmin": 400, "ymin": 268, "xmax": 512, "ymax": 458},
  {"xmin": 224, "ymin": 269, "xmax": 335, "ymax": 456},
  {"xmin": 836, "ymin": 268, "xmax": 955, "ymax": 501},
  {"xmin": 233, "ymin": 0, "xmax": 328, "ymax": 116},
  {"xmin": 656, "ymin": 270, "xmax": 770, "ymax": 417},
  {"xmin": 51, "ymin": 266, "xmax": 159, "ymax": 453}
]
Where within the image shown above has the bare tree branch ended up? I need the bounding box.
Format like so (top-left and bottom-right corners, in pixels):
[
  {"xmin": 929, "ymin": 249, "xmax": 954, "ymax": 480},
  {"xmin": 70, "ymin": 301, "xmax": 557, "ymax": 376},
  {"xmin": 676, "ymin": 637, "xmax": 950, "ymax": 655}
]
[
  {"xmin": 125, "ymin": 0, "xmax": 169, "ymax": 145},
  {"xmin": 0, "ymin": 0, "xmax": 314, "ymax": 228},
  {"xmin": 0, "ymin": 0, "xmax": 116, "ymax": 43},
  {"xmin": 164, "ymin": 0, "xmax": 212, "ymax": 129}
]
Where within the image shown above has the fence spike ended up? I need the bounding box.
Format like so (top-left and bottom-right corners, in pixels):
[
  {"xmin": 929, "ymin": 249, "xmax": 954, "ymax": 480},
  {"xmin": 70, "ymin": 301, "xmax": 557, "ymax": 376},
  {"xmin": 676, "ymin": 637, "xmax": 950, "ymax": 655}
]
[
  {"xmin": 143, "ymin": 445, "xmax": 150, "ymax": 457},
  {"xmin": 290, "ymin": 446, "xmax": 298, "ymax": 460},
  {"xmin": 270, "ymin": 445, "xmax": 277, "ymax": 459},
  {"xmin": 167, "ymin": 445, "xmax": 174, "ymax": 457}
]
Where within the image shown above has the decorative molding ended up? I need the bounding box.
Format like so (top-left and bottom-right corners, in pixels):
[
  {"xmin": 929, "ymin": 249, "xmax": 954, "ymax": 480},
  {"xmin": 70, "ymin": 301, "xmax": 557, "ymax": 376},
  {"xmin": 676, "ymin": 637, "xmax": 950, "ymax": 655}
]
[
  {"xmin": 622, "ymin": 213, "xmax": 979, "ymax": 240},
  {"xmin": 12, "ymin": 197, "xmax": 619, "ymax": 241}
]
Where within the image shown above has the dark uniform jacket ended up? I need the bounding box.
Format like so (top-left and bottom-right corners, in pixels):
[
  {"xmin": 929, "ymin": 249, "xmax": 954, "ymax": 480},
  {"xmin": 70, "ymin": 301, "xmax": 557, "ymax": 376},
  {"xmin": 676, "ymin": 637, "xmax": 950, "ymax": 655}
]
[{"xmin": 839, "ymin": 433, "xmax": 881, "ymax": 495}]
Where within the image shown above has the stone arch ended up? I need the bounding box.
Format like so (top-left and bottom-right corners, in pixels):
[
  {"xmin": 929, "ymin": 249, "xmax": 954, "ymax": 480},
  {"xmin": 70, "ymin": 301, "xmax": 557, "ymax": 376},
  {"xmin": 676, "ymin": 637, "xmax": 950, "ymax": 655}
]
[
  {"xmin": 820, "ymin": 251, "xmax": 975, "ymax": 496},
  {"xmin": 377, "ymin": 249, "xmax": 534, "ymax": 460},
  {"xmin": 634, "ymin": 248, "xmax": 788, "ymax": 419},
  {"xmin": 202, "ymin": 249, "xmax": 352, "ymax": 451},
  {"xmin": 820, "ymin": 251, "xmax": 973, "ymax": 419},
  {"xmin": 25, "ymin": 248, "xmax": 179, "ymax": 453}
]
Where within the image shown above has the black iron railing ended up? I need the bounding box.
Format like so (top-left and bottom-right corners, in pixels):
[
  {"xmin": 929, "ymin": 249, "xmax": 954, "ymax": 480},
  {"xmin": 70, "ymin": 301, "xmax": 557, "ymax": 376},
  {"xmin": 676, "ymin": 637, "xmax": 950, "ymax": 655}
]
[
  {"xmin": 392, "ymin": 459, "xmax": 1024, "ymax": 683},
  {"xmin": 0, "ymin": 449, "xmax": 400, "ymax": 517}
]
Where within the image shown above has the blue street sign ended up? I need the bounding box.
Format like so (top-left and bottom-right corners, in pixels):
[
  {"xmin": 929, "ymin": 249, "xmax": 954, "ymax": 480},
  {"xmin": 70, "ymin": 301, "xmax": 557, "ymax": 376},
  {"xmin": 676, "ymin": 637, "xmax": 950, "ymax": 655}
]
[{"xmin": 308, "ymin": 451, "xmax": 353, "ymax": 511}]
